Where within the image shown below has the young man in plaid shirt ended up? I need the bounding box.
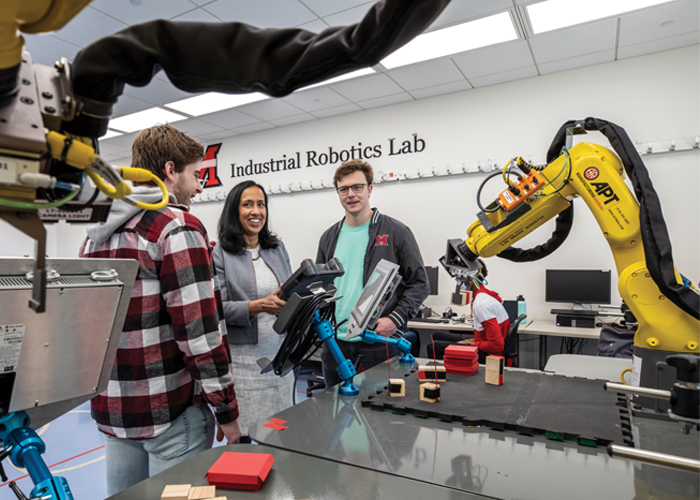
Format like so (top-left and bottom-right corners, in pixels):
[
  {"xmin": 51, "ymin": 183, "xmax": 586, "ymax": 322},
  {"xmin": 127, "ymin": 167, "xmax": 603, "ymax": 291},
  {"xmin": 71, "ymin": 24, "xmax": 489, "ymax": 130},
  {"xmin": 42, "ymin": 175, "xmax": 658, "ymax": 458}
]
[{"xmin": 80, "ymin": 124, "xmax": 240, "ymax": 495}]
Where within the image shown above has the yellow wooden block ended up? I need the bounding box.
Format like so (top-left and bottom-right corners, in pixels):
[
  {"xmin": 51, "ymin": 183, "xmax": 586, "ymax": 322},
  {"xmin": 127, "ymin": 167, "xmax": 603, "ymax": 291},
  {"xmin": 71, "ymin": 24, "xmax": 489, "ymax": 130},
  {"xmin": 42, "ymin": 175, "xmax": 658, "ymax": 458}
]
[
  {"xmin": 388, "ymin": 378, "xmax": 405, "ymax": 397},
  {"xmin": 162, "ymin": 484, "xmax": 191, "ymax": 500},
  {"xmin": 188, "ymin": 485, "xmax": 216, "ymax": 499},
  {"xmin": 419, "ymin": 382, "xmax": 440, "ymax": 403}
]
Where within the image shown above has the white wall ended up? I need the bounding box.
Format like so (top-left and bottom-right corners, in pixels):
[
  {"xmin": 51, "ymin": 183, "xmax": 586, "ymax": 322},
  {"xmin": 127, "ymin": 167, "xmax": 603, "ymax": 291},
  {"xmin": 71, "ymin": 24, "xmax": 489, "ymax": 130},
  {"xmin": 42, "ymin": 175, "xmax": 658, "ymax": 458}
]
[
  {"xmin": 192, "ymin": 45, "xmax": 700, "ymax": 321},
  {"xmin": 20, "ymin": 45, "xmax": 698, "ymax": 323}
]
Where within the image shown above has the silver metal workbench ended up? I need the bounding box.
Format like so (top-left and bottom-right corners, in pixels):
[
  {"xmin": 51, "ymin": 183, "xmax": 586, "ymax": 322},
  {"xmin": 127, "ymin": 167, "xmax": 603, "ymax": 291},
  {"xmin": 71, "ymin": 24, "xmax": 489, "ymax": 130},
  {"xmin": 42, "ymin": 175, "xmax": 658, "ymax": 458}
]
[{"xmin": 249, "ymin": 357, "xmax": 699, "ymax": 500}]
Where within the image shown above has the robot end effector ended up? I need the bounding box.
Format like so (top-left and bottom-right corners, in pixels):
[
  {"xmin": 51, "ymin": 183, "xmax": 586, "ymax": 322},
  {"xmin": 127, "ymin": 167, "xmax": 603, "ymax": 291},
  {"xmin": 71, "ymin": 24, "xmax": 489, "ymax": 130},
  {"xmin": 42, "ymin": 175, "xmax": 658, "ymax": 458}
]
[{"xmin": 439, "ymin": 238, "xmax": 484, "ymax": 284}]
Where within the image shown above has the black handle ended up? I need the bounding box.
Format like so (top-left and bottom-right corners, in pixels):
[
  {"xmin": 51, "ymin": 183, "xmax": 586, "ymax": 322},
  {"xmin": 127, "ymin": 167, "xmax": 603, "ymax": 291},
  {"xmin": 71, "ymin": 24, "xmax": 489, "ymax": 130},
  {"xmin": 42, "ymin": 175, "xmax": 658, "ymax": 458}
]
[{"xmin": 666, "ymin": 354, "xmax": 700, "ymax": 383}]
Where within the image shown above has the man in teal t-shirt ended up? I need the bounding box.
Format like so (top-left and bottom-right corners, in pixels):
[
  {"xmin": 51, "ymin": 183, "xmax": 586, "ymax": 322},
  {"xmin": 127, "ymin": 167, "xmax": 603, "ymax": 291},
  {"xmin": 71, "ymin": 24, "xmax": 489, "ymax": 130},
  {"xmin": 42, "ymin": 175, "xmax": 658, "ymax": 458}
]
[{"xmin": 316, "ymin": 159, "xmax": 430, "ymax": 387}]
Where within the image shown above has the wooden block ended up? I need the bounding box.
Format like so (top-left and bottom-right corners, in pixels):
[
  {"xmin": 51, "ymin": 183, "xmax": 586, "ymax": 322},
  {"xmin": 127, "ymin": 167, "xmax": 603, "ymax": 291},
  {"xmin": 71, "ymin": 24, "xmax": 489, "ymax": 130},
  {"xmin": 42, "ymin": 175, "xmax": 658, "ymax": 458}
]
[
  {"xmin": 418, "ymin": 365, "xmax": 447, "ymax": 381},
  {"xmin": 419, "ymin": 382, "xmax": 440, "ymax": 403},
  {"xmin": 162, "ymin": 484, "xmax": 191, "ymax": 500},
  {"xmin": 188, "ymin": 485, "xmax": 216, "ymax": 499},
  {"xmin": 485, "ymin": 356, "xmax": 504, "ymax": 385},
  {"xmin": 485, "ymin": 369, "xmax": 504, "ymax": 385},
  {"xmin": 388, "ymin": 378, "xmax": 405, "ymax": 397},
  {"xmin": 485, "ymin": 355, "xmax": 505, "ymax": 373}
]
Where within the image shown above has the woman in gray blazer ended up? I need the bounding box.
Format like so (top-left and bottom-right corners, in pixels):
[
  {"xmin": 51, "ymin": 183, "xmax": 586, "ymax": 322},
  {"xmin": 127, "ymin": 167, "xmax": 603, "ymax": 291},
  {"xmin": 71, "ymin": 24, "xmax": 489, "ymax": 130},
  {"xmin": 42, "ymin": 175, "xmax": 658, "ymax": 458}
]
[{"xmin": 212, "ymin": 180, "xmax": 293, "ymax": 438}]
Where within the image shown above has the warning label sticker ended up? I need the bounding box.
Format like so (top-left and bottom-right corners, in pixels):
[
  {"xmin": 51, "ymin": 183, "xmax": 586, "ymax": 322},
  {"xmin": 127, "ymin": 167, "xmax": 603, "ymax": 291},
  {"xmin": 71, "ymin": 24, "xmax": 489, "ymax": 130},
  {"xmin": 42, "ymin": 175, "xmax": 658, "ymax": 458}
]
[{"xmin": 0, "ymin": 324, "xmax": 25, "ymax": 372}]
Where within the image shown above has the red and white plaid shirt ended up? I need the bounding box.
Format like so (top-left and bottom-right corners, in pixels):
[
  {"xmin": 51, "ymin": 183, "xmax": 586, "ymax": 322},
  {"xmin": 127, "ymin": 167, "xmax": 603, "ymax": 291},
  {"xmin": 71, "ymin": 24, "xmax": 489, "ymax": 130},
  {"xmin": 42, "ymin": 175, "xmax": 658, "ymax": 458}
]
[{"xmin": 80, "ymin": 199, "xmax": 238, "ymax": 440}]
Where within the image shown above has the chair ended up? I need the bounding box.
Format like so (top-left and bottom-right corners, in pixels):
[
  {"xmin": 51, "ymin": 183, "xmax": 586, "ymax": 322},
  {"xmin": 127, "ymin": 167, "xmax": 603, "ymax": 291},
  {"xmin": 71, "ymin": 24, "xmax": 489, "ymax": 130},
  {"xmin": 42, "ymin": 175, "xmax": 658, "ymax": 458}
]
[{"xmin": 504, "ymin": 314, "xmax": 527, "ymax": 367}]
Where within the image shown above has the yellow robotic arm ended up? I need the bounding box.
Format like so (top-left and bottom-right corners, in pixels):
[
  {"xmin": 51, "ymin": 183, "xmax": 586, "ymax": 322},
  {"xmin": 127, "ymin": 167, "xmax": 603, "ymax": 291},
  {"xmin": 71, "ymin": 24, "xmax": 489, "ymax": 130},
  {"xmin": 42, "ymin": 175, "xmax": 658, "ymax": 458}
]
[
  {"xmin": 0, "ymin": 0, "xmax": 91, "ymax": 70},
  {"xmin": 464, "ymin": 140, "xmax": 699, "ymax": 356},
  {"xmin": 442, "ymin": 120, "xmax": 699, "ymax": 398}
]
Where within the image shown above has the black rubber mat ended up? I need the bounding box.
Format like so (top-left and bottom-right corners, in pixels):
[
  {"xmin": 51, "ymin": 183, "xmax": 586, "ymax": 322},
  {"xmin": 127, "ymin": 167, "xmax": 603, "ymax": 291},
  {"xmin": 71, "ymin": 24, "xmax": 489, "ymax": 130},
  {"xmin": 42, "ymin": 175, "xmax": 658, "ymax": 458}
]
[{"xmin": 361, "ymin": 367, "xmax": 633, "ymax": 447}]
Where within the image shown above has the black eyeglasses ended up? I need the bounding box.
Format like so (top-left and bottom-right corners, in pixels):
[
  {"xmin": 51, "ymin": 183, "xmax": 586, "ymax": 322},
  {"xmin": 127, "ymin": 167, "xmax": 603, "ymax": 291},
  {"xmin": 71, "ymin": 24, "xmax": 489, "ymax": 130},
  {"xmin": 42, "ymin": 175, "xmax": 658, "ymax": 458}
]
[{"xmin": 336, "ymin": 183, "xmax": 367, "ymax": 195}]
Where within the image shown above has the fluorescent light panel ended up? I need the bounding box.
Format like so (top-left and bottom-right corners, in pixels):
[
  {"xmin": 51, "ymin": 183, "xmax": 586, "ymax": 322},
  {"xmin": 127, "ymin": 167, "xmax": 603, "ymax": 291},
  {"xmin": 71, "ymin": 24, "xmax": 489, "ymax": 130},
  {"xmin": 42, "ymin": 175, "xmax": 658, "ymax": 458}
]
[
  {"xmin": 109, "ymin": 108, "xmax": 188, "ymax": 133},
  {"xmin": 101, "ymin": 129, "xmax": 123, "ymax": 140},
  {"xmin": 381, "ymin": 12, "xmax": 518, "ymax": 70},
  {"xmin": 527, "ymin": 0, "xmax": 675, "ymax": 34},
  {"xmin": 164, "ymin": 92, "xmax": 268, "ymax": 116},
  {"xmin": 302, "ymin": 68, "xmax": 377, "ymax": 89}
]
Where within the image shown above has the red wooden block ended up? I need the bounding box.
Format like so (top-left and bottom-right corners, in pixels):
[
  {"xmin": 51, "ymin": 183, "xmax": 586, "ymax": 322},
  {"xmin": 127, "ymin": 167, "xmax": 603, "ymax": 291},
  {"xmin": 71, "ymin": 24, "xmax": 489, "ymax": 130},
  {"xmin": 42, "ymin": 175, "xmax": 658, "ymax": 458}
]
[{"xmin": 206, "ymin": 452, "xmax": 275, "ymax": 491}]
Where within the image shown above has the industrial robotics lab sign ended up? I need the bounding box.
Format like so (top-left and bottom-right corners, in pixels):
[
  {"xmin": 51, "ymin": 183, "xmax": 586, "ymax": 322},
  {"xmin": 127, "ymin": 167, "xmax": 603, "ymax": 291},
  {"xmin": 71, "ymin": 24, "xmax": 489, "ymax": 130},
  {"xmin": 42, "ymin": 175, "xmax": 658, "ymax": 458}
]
[{"xmin": 225, "ymin": 133, "xmax": 428, "ymax": 179}]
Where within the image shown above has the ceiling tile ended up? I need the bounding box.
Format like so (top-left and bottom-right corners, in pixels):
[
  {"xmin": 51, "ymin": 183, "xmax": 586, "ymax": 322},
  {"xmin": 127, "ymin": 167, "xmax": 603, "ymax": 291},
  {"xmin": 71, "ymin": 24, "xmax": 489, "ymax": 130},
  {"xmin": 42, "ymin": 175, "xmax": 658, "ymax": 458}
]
[
  {"xmin": 171, "ymin": 8, "xmax": 222, "ymax": 22},
  {"xmin": 296, "ymin": 19, "xmax": 330, "ymax": 33},
  {"xmin": 619, "ymin": 0, "xmax": 699, "ymax": 47},
  {"xmin": 357, "ymin": 92, "xmax": 413, "ymax": 110},
  {"xmin": 97, "ymin": 141, "xmax": 131, "ymax": 158},
  {"xmin": 198, "ymin": 108, "xmax": 262, "ymax": 128},
  {"xmin": 22, "ymin": 35, "xmax": 80, "ymax": 66},
  {"xmin": 538, "ymin": 51, "xmax": 614, "ymax": 75},
  {"xmin": 322, "ymin": 4, "xmax": 372, "ymax": 27},
  {"xmin": 529, "ymin": 20, "xmax": 617, "ymax": 64},
  {"xmin": 311, "ymin": 103, "xmax": 362, "ymax": 118},
  {"xmin": 618, "ymin": 32, "xmax": 700, "ymax": 59},
  {"xmin": 282, "ymin": 87, "xmax": 351, "ymax": 111},
  {"xmin": 199, "ymin": 130, "xmax": 239, "ymax": 142},
  {"xmin": 112, "ymin": 95, "xmax": 154, "ymax": 117},
  {"xmin": 330, "ymin": 74, "xmax": 403, "ymax": 102},
  {"xmin": 89, "ymin": 0, "xmax": 196, "ymax": 24},
  {"xmin": 124, "ymin": 78, "xmax": 201, "ymax": 107},
  {"xmin": 409, "ymin": 80, "xmax": 472, "ymax": 100},
  {"xmin": 236, "ymin": 99, "xmax": 305, "ymax": 121},
  {"xmin": 171, "ymin": 118, "xmax": 225, "ymax": 137},
  {"xmin": 204, "ymin": 0, "xmax": 316, "ymax": 27},
  {"xmin": 98, "ymin": 131, "xmax": 139, "ymax": 149},
  {"xmin": 301, "ymin": 0, "xmax": 372, "ymax": 18},
  {"xmin": 232, "ymin": 122, "xmax": 277, "ymax": 134},
  {"xmin": 270, "ymin": 114, "xmax": 317, "ymax": 127},
  {"xmin": 51, "ymin": 7, "xmax": 127, "ymax": 47},
  {"xmin": 452, "ymin": 40, "xmax": 534, "ymax": 79},
  {"xmin": 386, "ymin": 59, "xmax": 464, "ymax": 91},
  {"xmin": 470, "ymin": 66, "xmax": 538, "ymax": 88},
  {"xmin": 102, "ymin": 153, "xmax": 131, "ymax": 163},
  {"xmin": 430, "ymin": 0, "xmax": 513, "ymax": 30}
]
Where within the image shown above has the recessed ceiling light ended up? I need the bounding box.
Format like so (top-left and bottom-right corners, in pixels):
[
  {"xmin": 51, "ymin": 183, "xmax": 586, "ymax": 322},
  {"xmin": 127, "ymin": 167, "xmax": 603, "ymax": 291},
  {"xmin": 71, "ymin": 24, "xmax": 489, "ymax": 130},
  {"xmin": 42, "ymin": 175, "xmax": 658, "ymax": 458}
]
[
  {"xmin": 527, "ymin": 0, "xmax": 675, "ymax": 34},
  {"xmin": 164, "ymin": 92, "xmax": 268, "ymax": 117},
  {"xmin": 100, "ymin": 129, "xmax": 123, "ymax": 140},
  {"xmin": 380, "ymin": 12, "xmax": 518, "ymax": 70},
  {"xmin": 109, "ymin": 108, "xmax": 188, "ymax": 133},
  {"xmin": 302, "ymin": 68, "xmax": 377, "ymax": 89}
]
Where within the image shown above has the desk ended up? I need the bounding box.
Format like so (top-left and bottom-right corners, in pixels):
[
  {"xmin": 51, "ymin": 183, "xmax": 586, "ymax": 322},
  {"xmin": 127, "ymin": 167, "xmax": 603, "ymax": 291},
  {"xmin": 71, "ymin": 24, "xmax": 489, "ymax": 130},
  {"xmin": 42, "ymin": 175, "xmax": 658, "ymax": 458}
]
[
  {"xmin": 249, "ymin": 358, "xmax": 698, "ymax": 500},
  {"xmin": 407, "ymin": 319, "xmax": 474, "ymax": 332},
  {"xmin": 107, "ymin": 444, "xmax": 486, "ymax": 500},
  {"xmin": 407, "ymin": 320, "xmax": 473, "ymax": 357},
  {"xmin": 520, "ymin": 320, "xmax": 601, "ymax": 370},
  {"xmin": 545, "ymin": 354, "xmax": 632, "ymax": 383}
]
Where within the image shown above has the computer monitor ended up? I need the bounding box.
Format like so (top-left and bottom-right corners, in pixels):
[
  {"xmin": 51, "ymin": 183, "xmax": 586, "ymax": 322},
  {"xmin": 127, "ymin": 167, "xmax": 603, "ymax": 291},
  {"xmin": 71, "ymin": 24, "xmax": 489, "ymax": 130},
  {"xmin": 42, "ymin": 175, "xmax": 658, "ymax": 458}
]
[
  {"xmin": 426, "ymin": 265, "xmax": 439, "ymax": 296},
  {"xmin": 545, "ymin": 269, "xmax": 612, "ymax": 306}
]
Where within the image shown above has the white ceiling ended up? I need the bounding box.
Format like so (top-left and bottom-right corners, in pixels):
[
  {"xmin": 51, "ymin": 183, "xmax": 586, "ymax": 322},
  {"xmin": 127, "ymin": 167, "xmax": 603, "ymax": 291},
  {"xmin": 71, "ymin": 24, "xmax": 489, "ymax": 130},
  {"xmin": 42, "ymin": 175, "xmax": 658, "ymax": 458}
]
[{"xmin": 22, "ymin": 0, "xmax": 700, "ymax": 161}]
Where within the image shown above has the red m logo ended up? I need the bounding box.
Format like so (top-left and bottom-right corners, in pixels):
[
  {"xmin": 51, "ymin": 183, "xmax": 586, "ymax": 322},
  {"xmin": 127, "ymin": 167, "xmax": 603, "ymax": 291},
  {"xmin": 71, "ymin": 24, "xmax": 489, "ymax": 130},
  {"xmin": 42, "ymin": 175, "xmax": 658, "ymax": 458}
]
[
  {"xmin": 199, "ymin": 143, "xmax": 223, "ymax": 188},
  {"xmin": 376, "ymin": 235, "xmax": 388, "ymax": 246}
]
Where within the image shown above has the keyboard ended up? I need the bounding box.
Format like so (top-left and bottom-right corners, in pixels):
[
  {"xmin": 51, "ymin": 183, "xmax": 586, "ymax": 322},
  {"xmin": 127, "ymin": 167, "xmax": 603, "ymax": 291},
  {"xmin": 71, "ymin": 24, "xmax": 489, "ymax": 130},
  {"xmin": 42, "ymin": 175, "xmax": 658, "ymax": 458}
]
[
  {"xmin": 411, "ymin": 317, "xmax": 449, "ymax": 323},
  {"xmin": 550, "ymin": 309, "xmax": 599, "ymax": 317}
]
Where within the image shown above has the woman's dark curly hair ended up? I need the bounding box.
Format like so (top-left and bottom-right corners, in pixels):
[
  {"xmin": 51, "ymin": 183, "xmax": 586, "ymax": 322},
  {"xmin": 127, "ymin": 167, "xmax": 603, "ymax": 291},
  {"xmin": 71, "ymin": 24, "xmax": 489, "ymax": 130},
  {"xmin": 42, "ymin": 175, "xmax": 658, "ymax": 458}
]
[{"xmin": 217, "ymin": 180, "xmax": 280, "ymax": 255}]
